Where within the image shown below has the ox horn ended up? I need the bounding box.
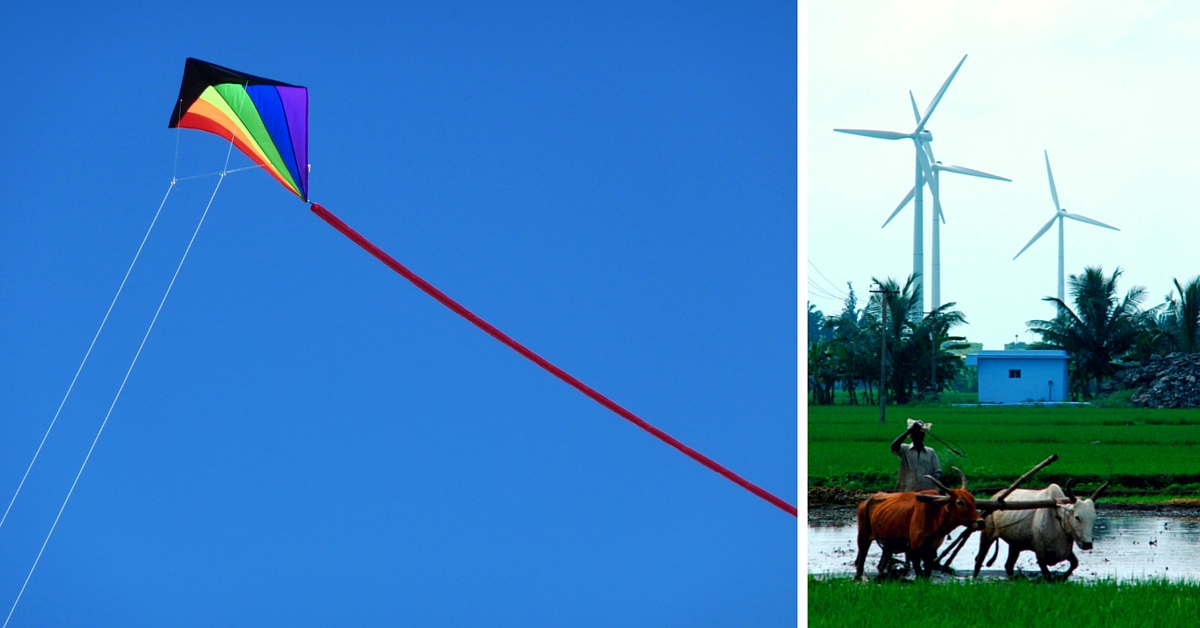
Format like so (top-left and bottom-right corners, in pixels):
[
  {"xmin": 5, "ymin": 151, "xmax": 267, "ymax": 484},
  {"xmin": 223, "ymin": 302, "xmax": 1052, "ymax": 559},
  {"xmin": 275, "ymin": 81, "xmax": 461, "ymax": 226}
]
[
  {"xmin": 953, "ymin": 466, "xmax": 967, "ymax": 491},
  {"xmin": 1089, "ymin": 481, "xmax": 1109, "ymax": 502},
  {"xmin": 925, "ymin": 474, "xmax": 953, "ymax": 495},
  {"xmin": 1064, "ymin": 478, "xmax": 1079, "ymax": 503}
]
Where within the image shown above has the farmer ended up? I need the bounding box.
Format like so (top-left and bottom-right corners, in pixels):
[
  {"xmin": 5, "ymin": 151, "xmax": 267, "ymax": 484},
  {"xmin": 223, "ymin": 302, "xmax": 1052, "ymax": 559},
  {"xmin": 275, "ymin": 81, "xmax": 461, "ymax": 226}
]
[{"xmin": 890, "ymin": 418, "xmax": 943, "ymax": 492}]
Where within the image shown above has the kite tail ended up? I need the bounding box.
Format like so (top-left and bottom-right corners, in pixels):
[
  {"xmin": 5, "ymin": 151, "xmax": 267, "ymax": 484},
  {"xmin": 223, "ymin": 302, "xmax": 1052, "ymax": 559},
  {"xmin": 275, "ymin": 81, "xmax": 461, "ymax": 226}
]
[{"xmin": 309, "ymin": 203, "xmax": 796, "ymax": 517}]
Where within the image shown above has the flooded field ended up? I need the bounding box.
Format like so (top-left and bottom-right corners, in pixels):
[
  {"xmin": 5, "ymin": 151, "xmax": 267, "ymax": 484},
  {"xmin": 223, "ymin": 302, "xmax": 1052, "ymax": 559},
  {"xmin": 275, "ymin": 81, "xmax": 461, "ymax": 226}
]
[{"xmin": 809, "ymin": 509, "xmax": 1200, "ymax": 581}]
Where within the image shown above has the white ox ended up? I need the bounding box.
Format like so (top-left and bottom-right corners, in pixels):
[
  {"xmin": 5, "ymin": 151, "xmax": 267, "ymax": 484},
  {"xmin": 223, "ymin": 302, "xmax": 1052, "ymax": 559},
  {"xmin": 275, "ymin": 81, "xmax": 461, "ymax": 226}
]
[{"xmin": 972, "ymin": 480, "xmax": 1107, "ymax": 581}]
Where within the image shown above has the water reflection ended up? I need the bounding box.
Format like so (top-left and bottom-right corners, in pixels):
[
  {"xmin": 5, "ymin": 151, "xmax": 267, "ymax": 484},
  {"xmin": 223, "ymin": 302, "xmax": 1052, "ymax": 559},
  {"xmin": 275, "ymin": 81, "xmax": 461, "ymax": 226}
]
[{"xmin": 809, "ymin": 512, "xmax": 1200, "ymax": 582}]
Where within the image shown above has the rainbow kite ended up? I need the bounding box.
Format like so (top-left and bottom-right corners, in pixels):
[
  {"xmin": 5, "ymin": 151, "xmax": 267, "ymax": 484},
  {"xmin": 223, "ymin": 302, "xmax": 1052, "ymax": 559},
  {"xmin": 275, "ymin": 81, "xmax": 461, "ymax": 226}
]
[{"xmin": 168, "ymin": 58, "xmax": 309, "ymax": 201}]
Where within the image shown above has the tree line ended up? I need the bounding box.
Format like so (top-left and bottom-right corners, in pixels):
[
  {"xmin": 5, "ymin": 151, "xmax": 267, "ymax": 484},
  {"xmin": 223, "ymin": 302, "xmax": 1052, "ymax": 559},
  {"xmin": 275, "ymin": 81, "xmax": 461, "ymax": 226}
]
[
  {"xmin": 1026, "ymin": 267, "xmax": 1199, "ymax": 399},
  {"xmin": 808, "ymin": 267, "xmax": 1200, "ymax": 404},
  {"xmin": 807, "ymin": 275, "xmax": 968, "ymax": 405}
]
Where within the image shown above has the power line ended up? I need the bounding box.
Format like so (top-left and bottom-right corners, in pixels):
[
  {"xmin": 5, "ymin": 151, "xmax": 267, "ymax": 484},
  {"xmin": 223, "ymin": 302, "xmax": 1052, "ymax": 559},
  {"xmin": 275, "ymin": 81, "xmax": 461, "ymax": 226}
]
[
  {"xmin": 806, "ymin": 279, "xmax": 841, "ymax": 301},
  {"xmin": 806, "ymin": 277, "xmax": 838, "ymax": 297},
  {"xmin": 807, "ymin": 259, "xmax": 848, "ymax": 298}
]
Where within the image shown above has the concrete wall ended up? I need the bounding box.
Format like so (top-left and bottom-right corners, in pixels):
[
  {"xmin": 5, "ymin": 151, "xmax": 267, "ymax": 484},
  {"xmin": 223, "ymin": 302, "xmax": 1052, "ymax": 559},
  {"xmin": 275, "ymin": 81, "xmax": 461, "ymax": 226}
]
[{"xmin": 966, "ymin": 350, "xmax": 1069, "ymax": 403}]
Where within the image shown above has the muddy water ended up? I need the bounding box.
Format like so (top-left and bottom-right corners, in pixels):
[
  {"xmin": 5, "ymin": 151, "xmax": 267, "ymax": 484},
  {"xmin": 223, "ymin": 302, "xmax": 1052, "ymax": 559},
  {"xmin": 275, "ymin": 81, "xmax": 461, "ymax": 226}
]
[{"xmin": 809, "ymin": 510, "xmax": 1200, "ymax": 581}]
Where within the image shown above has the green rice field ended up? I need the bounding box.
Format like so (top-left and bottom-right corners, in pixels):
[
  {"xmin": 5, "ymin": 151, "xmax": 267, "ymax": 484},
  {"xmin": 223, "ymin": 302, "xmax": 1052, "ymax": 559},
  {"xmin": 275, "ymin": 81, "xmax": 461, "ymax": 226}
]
[
  {"xmin": 808, "ymin": 577, "xmax": 1200, "ymax": 628},
  {"xmin": 807, "ymin": 402, "xmax": 1200, "ymax": 498}
]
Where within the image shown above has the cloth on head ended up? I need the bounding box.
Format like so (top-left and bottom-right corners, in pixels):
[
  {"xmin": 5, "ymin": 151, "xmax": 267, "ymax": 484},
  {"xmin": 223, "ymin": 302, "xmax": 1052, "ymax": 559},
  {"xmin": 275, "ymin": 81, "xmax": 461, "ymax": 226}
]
[{"xmin": 906, "ymin": 418, "xmax": 933, "ymax": 432}]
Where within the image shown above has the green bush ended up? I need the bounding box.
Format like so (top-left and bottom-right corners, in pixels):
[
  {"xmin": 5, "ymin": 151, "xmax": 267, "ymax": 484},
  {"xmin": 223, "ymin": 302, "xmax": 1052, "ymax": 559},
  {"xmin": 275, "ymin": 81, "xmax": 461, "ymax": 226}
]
[{"xmin": 1094, "ymin": 388, "xmax": 1135, "ymax": 408}]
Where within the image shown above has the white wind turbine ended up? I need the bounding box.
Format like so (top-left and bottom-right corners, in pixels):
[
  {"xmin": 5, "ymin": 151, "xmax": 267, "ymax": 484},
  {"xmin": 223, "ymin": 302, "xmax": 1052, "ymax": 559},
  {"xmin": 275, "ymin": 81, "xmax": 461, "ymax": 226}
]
[
  {"xmin": 881, "ymin": 90, "xmax": 1010, "ymax": 310},
  {"xmin": 835, "ymin": 54, "xmax": 968, "ymax": 309},
  {"xmin": 1013, "ymin": 150, "xmax": 1120, "ymax": 302}
]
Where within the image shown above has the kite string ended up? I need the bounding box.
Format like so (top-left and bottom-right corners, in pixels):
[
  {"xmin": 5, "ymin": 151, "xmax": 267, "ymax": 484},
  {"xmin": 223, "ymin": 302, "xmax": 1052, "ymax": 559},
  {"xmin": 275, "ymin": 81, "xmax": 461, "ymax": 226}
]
[
  {"xmin": 2, "ymin": 175, "xmax": 224, "ymax": 628},
  {"xmin": 0, "ymin": 181, "xmax": 176, "ymax": 536}
]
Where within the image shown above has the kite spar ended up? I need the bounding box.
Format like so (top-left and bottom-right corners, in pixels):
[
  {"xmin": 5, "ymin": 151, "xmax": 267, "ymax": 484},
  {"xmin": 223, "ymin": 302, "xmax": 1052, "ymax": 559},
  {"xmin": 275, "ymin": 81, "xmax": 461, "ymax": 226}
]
[{"xmin": 169, "ymin": 59, "xmax": 797, "ymax": 517}]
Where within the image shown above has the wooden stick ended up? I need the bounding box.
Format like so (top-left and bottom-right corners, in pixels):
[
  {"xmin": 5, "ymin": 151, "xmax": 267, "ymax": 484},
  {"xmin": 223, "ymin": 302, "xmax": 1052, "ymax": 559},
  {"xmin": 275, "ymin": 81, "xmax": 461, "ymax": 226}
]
[
  {"xmin": 976, "ymin": 497, "xmax": 1068, "ymax": 511},
  {"xmin": 944, "ymin": 528, "xmax": 975, "ymax": 567},
  {"xmin": 980, "ymin": 454, "xmax": 1058, "ymax": 510},
  {"xmin": 936, "ymin": 527, "xmax": 973, "ymax": 564}
]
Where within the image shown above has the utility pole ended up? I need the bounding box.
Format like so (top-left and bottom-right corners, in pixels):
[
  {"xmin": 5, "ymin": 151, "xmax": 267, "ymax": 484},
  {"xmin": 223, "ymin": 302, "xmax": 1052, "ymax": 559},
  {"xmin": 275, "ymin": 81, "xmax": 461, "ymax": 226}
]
[
  {"xmin": 929, "ymin": 311, "xmax": 937, "ymax": 395},
  {"xmin": 871, "ymin": 283, "xmax": 899, "ymax": 424}
]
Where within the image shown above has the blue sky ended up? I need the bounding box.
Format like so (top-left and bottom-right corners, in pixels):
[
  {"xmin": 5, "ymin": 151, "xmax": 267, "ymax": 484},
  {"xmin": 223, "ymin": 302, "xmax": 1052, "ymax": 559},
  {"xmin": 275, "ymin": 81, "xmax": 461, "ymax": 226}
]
[{"xmin": 0, "ymin": 2, "xmax": 797, "ymax": 625}]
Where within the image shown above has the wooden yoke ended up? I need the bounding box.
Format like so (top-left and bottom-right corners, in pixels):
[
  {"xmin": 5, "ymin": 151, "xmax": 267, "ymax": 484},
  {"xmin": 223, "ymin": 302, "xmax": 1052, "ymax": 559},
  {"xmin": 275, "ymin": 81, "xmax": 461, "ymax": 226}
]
[{"xmin": 937, "ymin": 454, "xmax": 1061, "ymax": 567}]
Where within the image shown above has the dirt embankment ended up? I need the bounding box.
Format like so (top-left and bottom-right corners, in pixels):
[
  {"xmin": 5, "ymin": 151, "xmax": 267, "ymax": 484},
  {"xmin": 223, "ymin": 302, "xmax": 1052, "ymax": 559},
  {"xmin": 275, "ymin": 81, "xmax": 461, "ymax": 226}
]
[
  {"xmin": 807, "ymin": 487, "xmax": 1200, "ymax": 514},
  {"xmin": 807, "ymin": 486, "xmax": 874, "ymax": 507}
]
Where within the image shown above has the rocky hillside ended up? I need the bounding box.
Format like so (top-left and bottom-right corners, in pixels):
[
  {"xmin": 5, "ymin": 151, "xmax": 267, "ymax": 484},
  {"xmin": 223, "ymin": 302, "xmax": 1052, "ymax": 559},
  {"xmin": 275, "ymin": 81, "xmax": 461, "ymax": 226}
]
[{"xmin": 1103, "ymin": 352, "xmax": 1200, "ymax": 409}]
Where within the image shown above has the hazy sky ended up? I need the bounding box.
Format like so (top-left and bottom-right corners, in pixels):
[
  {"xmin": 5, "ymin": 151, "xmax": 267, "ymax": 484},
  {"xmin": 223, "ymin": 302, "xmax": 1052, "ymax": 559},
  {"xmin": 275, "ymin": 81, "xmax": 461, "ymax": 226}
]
[
  {"xmin": 808, "ymin": 1, "xmax": 1200, "ymax": 349},
  {"xmin": 0, "ymin": 2, "xmax": 796, "ymax": 625}
]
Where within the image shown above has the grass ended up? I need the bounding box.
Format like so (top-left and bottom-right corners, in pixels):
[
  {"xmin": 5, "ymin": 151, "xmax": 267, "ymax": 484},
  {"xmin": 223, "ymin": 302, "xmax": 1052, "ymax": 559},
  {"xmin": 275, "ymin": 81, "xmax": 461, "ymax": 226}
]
[
  {"xmin": 807, "ymin": 404, "xmax": 1200, "ymax": 498},
  {"xmin": 808, "ymin": 577, "xmax": 1200, "ymax": 628}
]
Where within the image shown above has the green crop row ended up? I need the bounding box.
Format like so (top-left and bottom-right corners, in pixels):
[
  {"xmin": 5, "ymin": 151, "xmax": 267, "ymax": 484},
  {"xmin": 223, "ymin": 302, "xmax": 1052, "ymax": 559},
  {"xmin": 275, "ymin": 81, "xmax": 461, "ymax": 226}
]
[
  {"xmin": 807, "ymin": 405, "xmax": 1200, "ymax": 496},
  {"xmin": 808, "ymin": 577, "xmax": 1200, "ymax": 628}
]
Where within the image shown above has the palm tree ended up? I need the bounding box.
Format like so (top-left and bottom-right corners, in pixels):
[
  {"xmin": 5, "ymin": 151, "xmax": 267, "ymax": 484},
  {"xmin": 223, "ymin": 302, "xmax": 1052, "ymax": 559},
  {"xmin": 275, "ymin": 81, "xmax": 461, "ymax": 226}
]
[
  {"xmin": 807, "ymin": 302, "xmax": 831, "ymax": 347},
  {"xmin": 807, "ymin": 338, "xmax": 837, "ymax": 405},
  {"xmin": 863, "ymin": 274, "xmax": 962, "ymax": 405},
  {"xmin": 1129, "ymin": 305, "xmax": 1174, "ymax": 363},
  {"xmin": 1164, "ymin": 276, "xmax": 1200, "ymax": 353},
  {"xmin": 909, "ymin": 305, "xmax": 969, "ymax": 393},
  {"xmin": 817, "ymin": 283, "xmax": 874, "ymax": 404},
  {"xmin": 1027, "ymin": 266, "xmax": 1146, "ymax": 398}
]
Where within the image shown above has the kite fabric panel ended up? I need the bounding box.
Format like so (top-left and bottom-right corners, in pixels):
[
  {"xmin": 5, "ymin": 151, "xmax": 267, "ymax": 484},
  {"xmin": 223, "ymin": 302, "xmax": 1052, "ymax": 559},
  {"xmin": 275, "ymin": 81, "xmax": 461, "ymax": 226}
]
[{"xmin": 169, "ymin": 58, "xmax": 309, "ymax": 201}]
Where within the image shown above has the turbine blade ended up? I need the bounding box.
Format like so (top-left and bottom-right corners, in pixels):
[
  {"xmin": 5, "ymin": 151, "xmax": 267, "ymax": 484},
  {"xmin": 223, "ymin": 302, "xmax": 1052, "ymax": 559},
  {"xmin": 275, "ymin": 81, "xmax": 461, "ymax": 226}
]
[
  {"xmin": 1013, "ymin": 215, "xmax": 1058, "ymax": 260},
  {"xmin": 1045, "ymin": 149, "xmax": 1061, "ymax": 211},
  {"xmin": 882, "ymin": 187, "xmax": 916, "ymax": 228},
  {"xmin": 917, "ymin": 54, "xmax": 967, "ymax": 131},
  {"xmin": 923, "ymin": 141, "xmax": 936, "ymax": 166},
  {"xmin": 1064, "ymin": 212, "xmax": 1120, "ymax": 231},
  {"xmin": 909, "ymin": 90, "xmax": 921, "ymax": 124},
  {"xmin": 927, "ymin": 167, "xmax": 946, "ymax": 223},
  {"xmin": 915, "ymin": 140, "xmax": 936, "ymax": 187},
  {"xmin": 937, "ymin": 164, "xmax": 1012, "ymax": 181},
  {"xmin": 927, "ymin": 162, "xmax": 940, "ymax": 198},
  {"xmin": 834, "ymin": 128, "xmax": 911, "ymax": 140}
]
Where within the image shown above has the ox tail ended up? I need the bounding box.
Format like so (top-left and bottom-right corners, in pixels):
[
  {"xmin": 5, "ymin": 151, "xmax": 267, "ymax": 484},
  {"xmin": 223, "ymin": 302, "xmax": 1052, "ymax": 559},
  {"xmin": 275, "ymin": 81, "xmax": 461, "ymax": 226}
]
[
  {"xmin": 857, "ymin": 493, "xmax": 887, "ymax": 543},
  {"xmin": 986, "ymin": 540, "xmax": 1000, "ymax": 567},
  {"xmin": 856, "ymin": 496, "xmax": 874, "ymax": 540}
]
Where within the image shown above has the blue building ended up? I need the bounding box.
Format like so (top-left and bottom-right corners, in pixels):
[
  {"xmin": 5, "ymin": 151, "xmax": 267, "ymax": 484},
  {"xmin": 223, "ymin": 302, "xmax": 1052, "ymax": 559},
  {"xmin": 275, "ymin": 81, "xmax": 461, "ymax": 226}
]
[{"xmin": 965, "ymin": 350, "xmax": 1070, "ymax": 403}]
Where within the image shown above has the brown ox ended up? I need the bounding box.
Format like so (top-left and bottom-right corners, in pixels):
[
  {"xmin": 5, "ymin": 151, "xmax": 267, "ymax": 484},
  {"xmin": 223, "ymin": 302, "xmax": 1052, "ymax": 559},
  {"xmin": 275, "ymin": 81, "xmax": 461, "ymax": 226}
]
[{"xmin": 854, "ymin": 467, "xmax": 984, "ymax": 578}]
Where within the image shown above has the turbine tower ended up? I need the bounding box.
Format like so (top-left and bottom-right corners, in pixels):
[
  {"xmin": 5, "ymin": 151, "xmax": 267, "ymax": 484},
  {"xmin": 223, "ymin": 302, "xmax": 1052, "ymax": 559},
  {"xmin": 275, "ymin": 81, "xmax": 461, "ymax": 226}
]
[
  {"xmin": 1013, "ymin": 150, "xmax": 1120, "ymax": 302},
  {"xmin": 835, "ymin": 54, "xmax": 968, "ymax": 309},
  {"xmin": 881, "ymin": 91, "xmax": 1010, "ymax": 310}
]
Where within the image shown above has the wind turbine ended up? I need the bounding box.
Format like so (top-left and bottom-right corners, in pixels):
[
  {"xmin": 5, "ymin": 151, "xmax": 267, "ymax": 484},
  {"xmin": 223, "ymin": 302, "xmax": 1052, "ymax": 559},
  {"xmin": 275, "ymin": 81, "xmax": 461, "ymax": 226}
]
[
  {"xmin": 881, "ymin": 90, "xmax": 1010, "ymax": 310},
  {"xmin": 835, "ymin": 54, "xmax": 968, "ymax": 309},
  {"xmin": 1013, "ymin": 150, "xmax": 1120, "ymax": 302}
]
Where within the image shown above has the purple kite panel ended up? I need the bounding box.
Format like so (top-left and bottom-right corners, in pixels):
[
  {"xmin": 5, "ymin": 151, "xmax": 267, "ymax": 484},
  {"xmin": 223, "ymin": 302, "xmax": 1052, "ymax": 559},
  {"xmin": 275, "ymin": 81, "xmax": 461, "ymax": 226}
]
[{"xmin": 277, "ymin": 86, "xmax": 309, "ymax": 199}]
